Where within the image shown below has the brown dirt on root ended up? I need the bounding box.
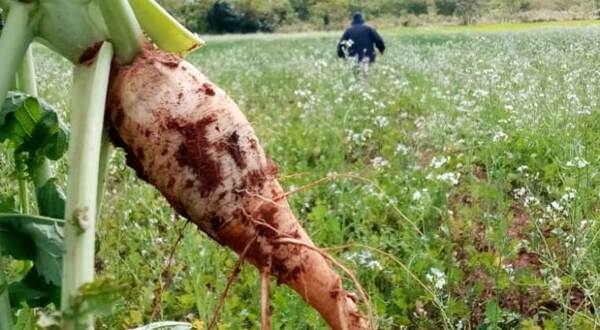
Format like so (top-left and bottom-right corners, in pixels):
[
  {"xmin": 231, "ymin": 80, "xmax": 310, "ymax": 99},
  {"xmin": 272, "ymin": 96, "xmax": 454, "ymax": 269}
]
[
  {"xmin": 221, "ymin": 131, "xmax": 247, "ymax": 169},
  {"xmin": 253, "ymin": 203, "xmax": 280, "ymax": 238},
  {"xmin": 201, "ymin": 83, "xmax": 216, "ymax": 96},
  {"xmin": 171, "ymin": 116, "xmax": 223, "ymax": 197},
  {"xmin": 79, "ymin": 41, "xmax": 103, "ymax": 64},
  {"xmin": 242, "ymin": 160, "xmax": 278, "ymax": 192},
  {"xmin": 146, "ymin": 44, "xmax": 182, "ymax": 69}
]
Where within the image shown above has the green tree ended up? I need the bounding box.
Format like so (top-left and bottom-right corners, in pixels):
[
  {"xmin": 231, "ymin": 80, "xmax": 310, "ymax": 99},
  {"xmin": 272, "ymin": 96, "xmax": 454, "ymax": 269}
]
[
  {"xmin": 456, "ymin": 0, "xmax": 481, "ymax": 24},
  {"xmin": 406, "ymin": 0, "xmax": 429, "ymax": 15},
  {"xmin": 290, "ymin": 0, "xmax": 314, "ymax": 21},
  {"xmin": 435, "ymin": 0, "xmax": 457, "ymax": 15}
]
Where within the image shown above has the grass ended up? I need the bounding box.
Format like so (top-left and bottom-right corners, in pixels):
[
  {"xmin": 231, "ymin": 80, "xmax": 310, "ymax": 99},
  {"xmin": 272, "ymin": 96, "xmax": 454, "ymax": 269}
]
[{"xmin": 3, "ymin": 22, "xmax": 600, "ymax": 329}]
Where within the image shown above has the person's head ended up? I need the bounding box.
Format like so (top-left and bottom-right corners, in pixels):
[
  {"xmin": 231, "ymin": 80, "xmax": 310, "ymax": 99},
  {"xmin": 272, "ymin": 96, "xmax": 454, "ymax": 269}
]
[{"xmin": 351, "ymin": 11, "xmax": 364, "ymax": 25}]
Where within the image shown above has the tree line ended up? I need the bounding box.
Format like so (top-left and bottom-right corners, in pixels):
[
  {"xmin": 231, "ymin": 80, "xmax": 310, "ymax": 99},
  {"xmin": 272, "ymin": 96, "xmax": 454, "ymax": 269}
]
[{"xmin": 157, "ymin": 0, "xmax": 599, "ymax": 33}]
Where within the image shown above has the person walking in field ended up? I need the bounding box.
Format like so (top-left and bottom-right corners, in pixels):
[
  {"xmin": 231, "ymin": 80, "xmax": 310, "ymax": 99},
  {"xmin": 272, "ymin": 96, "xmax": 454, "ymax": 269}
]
[{"xmin": 337, "ymin": 12, "xmax": 386, "ymax": 70}]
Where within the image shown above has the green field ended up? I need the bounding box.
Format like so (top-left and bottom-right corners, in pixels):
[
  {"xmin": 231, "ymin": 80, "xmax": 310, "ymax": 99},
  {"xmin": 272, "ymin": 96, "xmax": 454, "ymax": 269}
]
[{"xmin": 4, "ymin": 22, "xmax": 600, "ymax": 329}]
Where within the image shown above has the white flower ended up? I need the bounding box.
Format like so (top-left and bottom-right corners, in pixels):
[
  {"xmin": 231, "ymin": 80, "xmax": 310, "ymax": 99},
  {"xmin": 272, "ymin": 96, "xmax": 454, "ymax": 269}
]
[
  {"xmin": 345, "ymin": 250, "xmax": 382, "ymax": 270},
  {"xmin": 374, "ymin": 116, "xmax": 389, "ymax": 128},
  {"xmin": 492, "ymin": 130, "xmax": 508, "ymax": 142},
  {"xmin": 560, "ymin": 188, "xmax": 576, "ymax": 202},
  {"xmin": 371, "ymin": 157, "xmax": 390, "ymax": 170},
  {"xmin": 412, "ymin": 190, "xmax": 423, "ymax": 201},
  {"xmin": 566, "ymin": 157, "xmax": 589, "ymax": 169},
  {"xmin": 549, "ymin": 276, "xmax": 562, "ymax": 294},
  {"xmin": 395, "ymin": 143, "xmax": 409, "ymax": 155},
  {"xmin": 513, "ymin": 187, "xmax": 527, "ymax": 198},
  {"xmin": 524, "ymin": 195, "xmax": 539, "ymax": 206},
  {"xmin": 436, "ymin": 172, "xmax": 461, "ymax": 186},
  {"xmin": 577, "ymin": 109, "xmax": 591, "ymax": 115},
  {"xmin": 550, "ymin": 201, "xmax": 563, "ymax": 211},
  {"xmin": 430, "ymin": 156, "xmax": 449, "ymax": 169},
  {"xmin": 426, "ymin": 267, "xmax": 446, "ymax": 290}
]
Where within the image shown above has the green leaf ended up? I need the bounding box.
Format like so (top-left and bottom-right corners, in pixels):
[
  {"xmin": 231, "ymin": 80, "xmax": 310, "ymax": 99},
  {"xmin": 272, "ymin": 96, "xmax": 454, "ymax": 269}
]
[
  {"xmin": 0, "ymin": 213, "xmax": 64, "ymax": 286},
  {"xmin": 9, "ymin": 267, "xmax": 61, "ymax": 307},
  {"xmin": 36, "ymin": 178, "xmax": 66, "ymax": 219},
  {"xmin": 13, "ymin": 303, "xmax": 35, "ymax": 330},
  {"xmin": 0, "ymin": 91, "xmax": 69, "ymax": 177},
  {"xmin": 22, "ymin": 221, "xmax": 64, "ymax": 286},
  {"xmin": 0, "ymin": 213, "xmax": 65, "ymax": 227},
  {"xmin": 484, "ymin": 299, "xmax": 502, "ymax": 324},
  {"xmin": 63, "ymin": 277, "xmax": 126, "ymax": 326},
  {"xmin": 0, "ymin": 91, "xmax": 28, "ymax": 125},
  {"xmin": 129, "ymin": 0, "xmax": 204, "ymax": 55},
  {"xmin": 0, "ymin": 195, "xmax": 18, "ymax": 213},
  {"xmin": 0, "ymin": 227, "xmax": 35, "ymax": 260},
  {"xmin": 8, "ymin": 281, "xmax": 47, "ymax": 304}
]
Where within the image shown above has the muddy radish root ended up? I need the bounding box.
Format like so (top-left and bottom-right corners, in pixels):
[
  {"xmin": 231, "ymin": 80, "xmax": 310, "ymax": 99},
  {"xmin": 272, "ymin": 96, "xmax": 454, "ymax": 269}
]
[{"xmin": 106, "ymin": 45, "xmax": 369, "ymax": 330}]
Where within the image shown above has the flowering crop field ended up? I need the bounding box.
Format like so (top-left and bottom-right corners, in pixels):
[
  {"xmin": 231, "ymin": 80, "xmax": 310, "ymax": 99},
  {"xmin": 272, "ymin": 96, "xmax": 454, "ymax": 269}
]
[{"xmin": 3, "ymin": 24, "xmax": 600, "ymax": 329}]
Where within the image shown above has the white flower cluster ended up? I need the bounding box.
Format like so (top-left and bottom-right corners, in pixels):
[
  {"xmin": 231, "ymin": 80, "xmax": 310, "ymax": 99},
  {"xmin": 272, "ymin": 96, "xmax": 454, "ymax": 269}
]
[
  {"xmin": 344, "ymin": 250, "xmax": 382, "ymax": 270},
  {"xmin": 426, "ymin": 267, "xmax": 446, "ymax": 290}
]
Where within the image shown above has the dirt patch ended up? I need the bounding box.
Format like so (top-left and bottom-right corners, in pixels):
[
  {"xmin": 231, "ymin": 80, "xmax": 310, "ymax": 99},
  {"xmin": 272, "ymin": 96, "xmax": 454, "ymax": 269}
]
[
  {"xmin": 172, "ymin": 116, "xmax": 223, "ymax": 197},
  {"xmin": 418, "ymin": 148, "xmax": 435, "ymax": 167},
  {"xmin": 468, "ymin": 267, "xmax": 495, "ymax": 326},
  {"xmin": 79, "ymin": 41, "xmax": 103, "ymax": 64},
  {"xmin": 509, "ymin": 204, "xmax": 531, "ymax": 240},
  {"xmin": 253, "ymin": 203, "xmax": 280, "ymax": 238},
  {"xmin": 474, "ymin": 164, "xmax": 488, "ymax": 181},
  {"xmin": 223, "ymin": 132, "xmax": 246, "ymax": 169},
  {"xmin": 201, "ymin": 83, "xmax": 216, "ymax": 96}
]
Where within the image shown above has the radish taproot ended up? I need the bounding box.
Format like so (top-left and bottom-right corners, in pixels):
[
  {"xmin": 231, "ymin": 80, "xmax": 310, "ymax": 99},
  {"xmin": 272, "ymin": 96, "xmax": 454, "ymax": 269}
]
[{"xmin": 106, "ymin": 45, "xmax": 369, "ymax": 330}]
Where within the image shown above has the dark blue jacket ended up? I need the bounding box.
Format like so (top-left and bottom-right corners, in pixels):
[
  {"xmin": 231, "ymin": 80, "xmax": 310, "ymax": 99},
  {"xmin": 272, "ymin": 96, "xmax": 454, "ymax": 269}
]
[{"xmin": 337, "ymin": 17, "xmax": 385, "ymax": 63}]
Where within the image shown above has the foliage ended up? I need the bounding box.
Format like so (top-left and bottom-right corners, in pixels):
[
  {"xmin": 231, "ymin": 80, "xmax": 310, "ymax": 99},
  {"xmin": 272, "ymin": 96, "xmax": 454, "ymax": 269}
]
[
  {"xmin": 0, "ymin": 92, "xmax": 68, "ymax": 180},
  {"xmin": 435, "ymin": 0, "xmax": 458, "ymax": 15},
  {"xmin": 0, "ymin": 91, "xmax": 68, "ymax": 322},
  {"xmin": 3, "ymin": 24, "xmax": 596, "ymax": 328},
  {"xmin": 405, "ymin": 0, "xmax": 429, "ymax": 15},
  {"xmin": 157, "ymin": 0, "xmax": 599, "ymax": 32},
  {"xmin": 205, "ymin": 1, "xmax": 274, "ymax": 33},
  {"xmin": 456, "ymin": 0, "xmax": 483, "ymax": 24},
  {"xmin": 62, "ymin": 277, "xmax": 127, "ymax": 327},
  {"xmin": 4, "ymin": 14, "xmax": 600, "ymax": 330}
]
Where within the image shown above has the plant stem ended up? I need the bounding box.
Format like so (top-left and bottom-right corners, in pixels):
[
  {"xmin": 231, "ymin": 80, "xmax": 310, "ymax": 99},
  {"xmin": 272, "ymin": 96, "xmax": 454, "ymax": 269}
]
[
  {"xmin": 0, "ymin": 1, "xmax": 35, "ymax": 103},
  {"xmin": 98, "ymin": 0, "xmax": 143, "ymax": 64},
  {"xmin": 15, "ymin": 45, "xmax": 36, "ymax": 213},
  {"xmin": 0, "ymin": 250, "xmax": 13, "ymax": 330},
  {"xmin": 16, "ymin": 46, "xmax": 38, "ymax": 96},
  {"xmin": 96, "ymin": 130, "xmax": 113, "ymax": 214},
  {"xmin": 61, "ymin": 42, "xmax": 114, "ymax": 330},
  {"xmin": 17, "ymin": 46, "xmax": 54, "ymax": 191},
  {"xmin": 18, "ymin": 178, "xmax": 29, "ymax": 214}
]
